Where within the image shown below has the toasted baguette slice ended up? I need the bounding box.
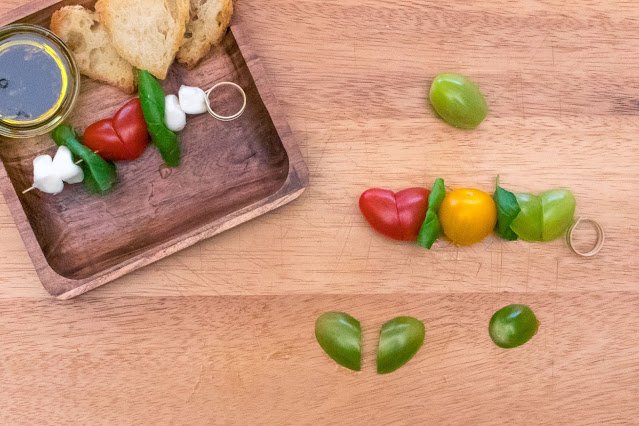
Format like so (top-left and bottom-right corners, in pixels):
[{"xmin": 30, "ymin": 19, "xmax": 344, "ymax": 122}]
[
  {"xmin": 50, "ymin": 5, "xmax": 136, "ymax": 93},
  {"xmin": 95, "ymin": 0, "xmax": 190, "ymax": 80},
  {"xmin": 177, "ymin": 0, "xmax": 233, "ymax": 69}
]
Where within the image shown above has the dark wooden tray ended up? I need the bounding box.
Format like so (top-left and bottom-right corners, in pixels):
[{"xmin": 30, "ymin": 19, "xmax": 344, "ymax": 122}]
[{"xmin": 0, "ymin": 0, "xmax": 308, "ymax": 298}]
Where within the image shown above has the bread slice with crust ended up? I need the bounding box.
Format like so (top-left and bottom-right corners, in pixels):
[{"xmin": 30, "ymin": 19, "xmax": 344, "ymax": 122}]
[
  {"xmin": 50, "ymin": 5, "xmax": 136, "ymax": 93},
  {"xmin": 177, "ymin": 0, "xmax": 234, "ymax": 69},
  {"xmin": 95, "ymin": 0, "xmax": 190, "ymax": 80}
]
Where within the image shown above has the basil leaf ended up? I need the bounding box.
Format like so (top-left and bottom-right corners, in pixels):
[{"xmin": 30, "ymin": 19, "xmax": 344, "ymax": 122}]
[
  {"xmin": 81, "ymin": 160, "xmax": 117, "ymax": 194},
  {"xmin": 417, "ymin": 210, "xmax": 440, "ymax": 249},
  {"xmin": 417, "ymin": 178, "xmax": 445, "ymax": 249},
  {"xmin": 138, "ymin": 70, "xmax": 180, "ymax": 167},
  {"xmin": 493, "ymin": 176, "xmax": 520, "ymax": 241},
  {"xmin": 52, "ymin": 125, "xmax": 117, "ymax": 195}
]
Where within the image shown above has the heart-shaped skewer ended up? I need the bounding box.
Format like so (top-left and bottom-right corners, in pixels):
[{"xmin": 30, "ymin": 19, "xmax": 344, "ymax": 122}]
[{"xmin": 359, "ymin": 188, "xmax": 431, "ymax": 241}]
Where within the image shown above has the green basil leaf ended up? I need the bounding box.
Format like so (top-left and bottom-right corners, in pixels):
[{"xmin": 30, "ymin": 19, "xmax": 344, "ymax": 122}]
[
  {"xmin": 81, "ymin": 160, "xmax": 117, "ymax": 194},
  {"xmin": 52, "ymin": 125, "xmax": 117, "ymax": 195},
  {"xmin": 138, "ymin": 70, "xmax": 181, "ymax": 167},
  {"xmin": 417, "ymin": 210, "xmax": 441, "ymax": 249},
  {"xmin": 493, "ymin": 176, "xmax": 520, "ymax": 241},
  {"xmin": 428, "ymin": 177, "xmax": 446, "ymax": 211},
  {"xmin": 417, "ymin": 178, "xmax": 445, "ymax": 249}
]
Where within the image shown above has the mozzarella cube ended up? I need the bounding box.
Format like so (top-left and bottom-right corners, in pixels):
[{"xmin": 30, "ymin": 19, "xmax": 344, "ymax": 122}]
[
  {"xmin": 178, "ymin": 85, "xmax": 208, "ymax": 115},
  {"xmin": 165, "ymin": 94, "xmax": 187, "ymax": 132}
]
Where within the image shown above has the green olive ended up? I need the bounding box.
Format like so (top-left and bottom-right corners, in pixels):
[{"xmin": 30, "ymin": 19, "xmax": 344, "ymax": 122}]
[
  {"xmin": 315, "ymin": 312, "xmax": 362, "ymax": 371},
  {"xmin": 429, "ymin": 73, "xmax": 488, "ymax": 129},
  {"xmin": 489, "ymin": 304, "xmax": 540, "ymax": 349},
  {"xmin": 376, "ymin": 316, "xmax": 425, "ymax": 374}
]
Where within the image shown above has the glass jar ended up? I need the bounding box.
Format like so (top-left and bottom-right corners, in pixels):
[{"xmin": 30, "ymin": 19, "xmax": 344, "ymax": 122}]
[{"xmin": 0, "ymin": 23, "xmax": 80, "ymax": 138}]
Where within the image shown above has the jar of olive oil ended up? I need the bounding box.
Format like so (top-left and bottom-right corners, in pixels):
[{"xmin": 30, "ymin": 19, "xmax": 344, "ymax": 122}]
[{"xmin": 0, "ymin": 24, "xmax": 80, "ymax": 138}]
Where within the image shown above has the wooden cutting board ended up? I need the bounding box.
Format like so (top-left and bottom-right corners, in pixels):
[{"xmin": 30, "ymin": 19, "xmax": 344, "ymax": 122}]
[{"xmin": 1, "ymin": 0, "xmax": 638, "ymax": 423}]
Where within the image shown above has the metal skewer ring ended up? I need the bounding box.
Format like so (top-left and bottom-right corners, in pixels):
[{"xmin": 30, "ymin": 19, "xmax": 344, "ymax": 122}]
[
  {"xmin": 566, "ymin": 217, "xmax": 605, "ymax": 258},
  {"xmin": 205, "ymin": 82, "xmax": 247, "ymax": 122}
]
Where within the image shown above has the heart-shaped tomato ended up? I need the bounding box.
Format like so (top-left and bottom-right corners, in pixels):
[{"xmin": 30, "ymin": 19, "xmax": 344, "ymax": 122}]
[
  {"xmin": 359, "ymin": 187, "xmax": 430, "ymax": 241},
  {"xmin": 83, "ymin": 98, "xmax": 150, "ymax": 161}
]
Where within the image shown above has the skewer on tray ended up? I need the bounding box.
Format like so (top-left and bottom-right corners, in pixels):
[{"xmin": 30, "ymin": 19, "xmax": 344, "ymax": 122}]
[{"xmin": 20, "ymin": 79, "xmax": 246, "ymax": 196}]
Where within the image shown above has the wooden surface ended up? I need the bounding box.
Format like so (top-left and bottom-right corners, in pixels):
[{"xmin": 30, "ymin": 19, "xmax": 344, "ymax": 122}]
[
  {"xmin": 1, "ymin": 0, "xmax": 638, "ymax": 423},
  {"xmin": 0, "ymin": 0, "xmax": 308, "ymax": 298}
]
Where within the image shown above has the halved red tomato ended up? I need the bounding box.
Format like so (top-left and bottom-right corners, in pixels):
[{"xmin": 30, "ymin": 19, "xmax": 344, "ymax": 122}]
[
  {"xmin": 83, "ymin": 98, "xmax": 150, "ymax": 161},
  {"xmin": 359, "ymin": 188, "xmax": 430, "ymax": 241}
]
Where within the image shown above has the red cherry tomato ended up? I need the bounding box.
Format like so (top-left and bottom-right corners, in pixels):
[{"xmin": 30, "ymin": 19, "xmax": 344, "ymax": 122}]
[
  {"xmin": 359, "ymin": 187, "xmax": 430, "ymax": 241},
  {"xmin": 83, "ymin": 98, "xmax": 150, "ymax": 161},
  {"xmin": 84, "ymin": 119, "xmax": 124, "ymax": 161},
  {"xmin": 113, "ymin": 98, "xmax": 149, "ymax": 159}
]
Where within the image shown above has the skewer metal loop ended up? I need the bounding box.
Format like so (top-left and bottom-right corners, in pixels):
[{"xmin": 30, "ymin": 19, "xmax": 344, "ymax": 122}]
[
  {"xmin": 205, "ymin": 82, "xmax": 246, "ymax": 122},
  {"xmin": 566, "ymin": 217, "xmax": 605, "ymax": 258}
]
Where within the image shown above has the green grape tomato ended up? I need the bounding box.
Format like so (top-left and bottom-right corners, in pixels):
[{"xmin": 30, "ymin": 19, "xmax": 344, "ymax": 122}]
[
  {"xmin": 540, "ymin": 189, "xmax": 576, "ymax": 242},
  {"xmin": 429, "ymin": 73, "xmax": 488, "ymax": 129},
  {"xmin": 510, "ymin": 189, "xmax": 576, "ymax": 242},
  {"xmin": 510, "ymin": 193, "xmax": 543, "ymax": 242},
  {"xmin": 315, "ymin": 312, "xmax": 362, "ymax": 371},
  {"xmin": 376, "ymin": 316, "xmax": 425, "ymax": 374},
  {"xmin": 489, "ymin": 304, "xmax": 540, "ymax": 349}
]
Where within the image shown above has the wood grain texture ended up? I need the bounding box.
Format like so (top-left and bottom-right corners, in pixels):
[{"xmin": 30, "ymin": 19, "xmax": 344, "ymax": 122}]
[
  {"xmin": 1, "ymin": 293, "xmax": 638, "ymax": 424},
  {"xmin": 1, "ymin": 0, "xmax": 638, "ymax": 423}
]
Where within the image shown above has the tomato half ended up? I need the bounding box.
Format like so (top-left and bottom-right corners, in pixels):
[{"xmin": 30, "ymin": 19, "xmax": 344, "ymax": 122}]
[
  {"xmin": 359, "ymin": 188, "xmax": 430, "ymax": 241},
  {"xmin": 540, "ymin": 189, "xmax": 576, "ymax": 241},
  {"xmin": 510, "ymin": 193, "xmax": 543, "ymax": 242},
  {"xmin": 510, "ymin": 190, "xmax": 575, "ymax": 242},
  {"xmin": 83, "ymin": 98, "xmax": 150, "ymax": 161},
  {"xmin": 315, "ymin": 312, "xmax": 362, "ymax": 371}
]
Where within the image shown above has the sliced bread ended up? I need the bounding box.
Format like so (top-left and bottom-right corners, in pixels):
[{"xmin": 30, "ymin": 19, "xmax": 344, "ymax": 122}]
[
  {"xmin": 177, "ymin": 0, "xmax": 234, "ymax": 69},
  {"xmin": 95, "ymin": 0, "xmax": 190, "ymax": 80},
  {"xmin": 50, "ymin": 5, "xmax": 136, "ymax": 93}
]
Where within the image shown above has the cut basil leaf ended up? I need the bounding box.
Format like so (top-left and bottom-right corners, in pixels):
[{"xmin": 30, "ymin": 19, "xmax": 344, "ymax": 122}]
[
  {"xmin": 417, "ymin": 178, "xmax": 445, "ymax": 249},
  {"xmin": 493, "ymin": 176, "xmax": 520, "ymax": 241}
]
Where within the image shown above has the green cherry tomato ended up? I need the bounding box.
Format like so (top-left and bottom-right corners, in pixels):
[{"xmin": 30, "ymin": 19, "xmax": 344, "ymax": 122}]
[
  {"xmin": 315, "ymin": 312, "xmax": 362, "ymax": 371},
  {"xmin": 376, "ymin": 316, "xmax": 425, "ymax": 374},
  {"xmin": 429, "ymin": 73, "xmax": 488, "ymax": 129},
  {"xmin": 489, "ymin": 304, "xmax": 540, "ymax": 349},
  {"xmin": 510, "ymin": 192, "xmax": 543, "ymax": 242},
  {"xmin": 510, "ymin": 190, "xmax": 576, "ymax": 242},
  {"xmin": 540, "ymin": 189, "xmax": 576, "ymax": 241}
]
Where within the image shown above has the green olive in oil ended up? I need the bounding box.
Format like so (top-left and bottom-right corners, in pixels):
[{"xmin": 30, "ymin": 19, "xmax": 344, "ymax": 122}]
[{"xmin": 0, "ymin": 24, "xmax": 79, "ymax": 138}]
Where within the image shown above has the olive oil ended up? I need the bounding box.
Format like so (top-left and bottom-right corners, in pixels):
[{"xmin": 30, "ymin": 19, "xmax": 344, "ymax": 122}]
[{"xmin": 0, "ymin": 24, "xmax": 79, "ymax": 138}]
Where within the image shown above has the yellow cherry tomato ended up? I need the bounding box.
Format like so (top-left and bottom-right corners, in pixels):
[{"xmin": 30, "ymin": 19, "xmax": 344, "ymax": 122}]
[{"xmin": 439, "ymin": 188, "xmax": 497, "ymax": 246}]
